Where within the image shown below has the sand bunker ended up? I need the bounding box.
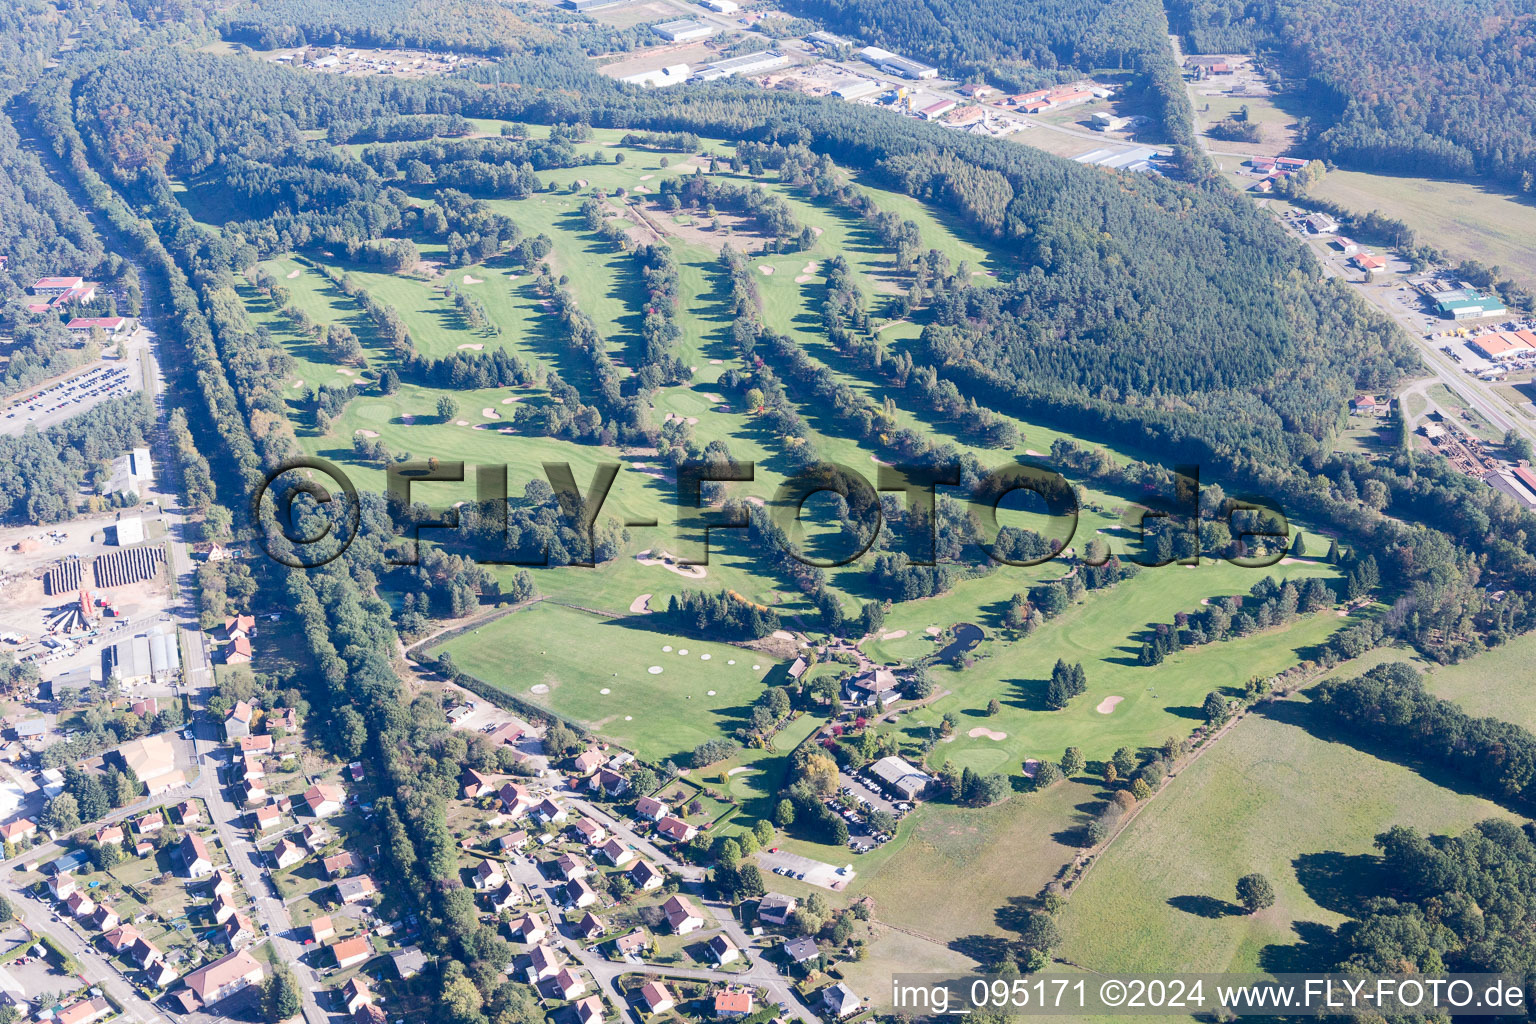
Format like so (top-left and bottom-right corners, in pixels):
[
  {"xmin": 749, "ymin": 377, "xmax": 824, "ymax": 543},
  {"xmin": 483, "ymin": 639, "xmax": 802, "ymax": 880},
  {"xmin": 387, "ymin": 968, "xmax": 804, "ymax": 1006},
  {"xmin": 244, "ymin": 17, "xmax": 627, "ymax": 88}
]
[
  {"xmin": 633, "ymin": 185, "xmax": 650, "ymax": 194},
  {"xmin": 599, "ymin": 688, "xmax": 611, "ymax": 694},
  {"xmin": 880, "ymin": 629, "xmax": 908, "ymax": 640},
  {"xmin": 500, "ymin": 396, "xmax": 519, "ymax": 404},
  {"xmin": 636, "ymin": 549, "xmax": 707, "ymax": 579},
  {"xmin": 575, "ymin": 179, "xmax": 589, "ymax": 188},
  {"xmin": 1096, "ymin": 695, "xmax": 1125, "ymax": 715},
  {"xmin": 354, "ymin": 429, "xmax": 380, "ymax": 438},
  {"xmin": 640, "ymin": 174, "xmax": 654, "ymax": 181},
  {"xmin": 700, "ymin": 653, "xmax": 711, "ymax": 660},
  {"xmin": 968, "ymin": 727, "xmax": 1007, "ymax": 741},
  {"xmin": 462, "ymin": 274, "xmax": 484, "ymax": 284},
  {"xmin": 925, "ymin": 626, "xmax": 943, "ymax": 636},
  {"xmin": 801, "ymin": 261, "xmax": 819, "ymax": 274},
  {"xmin": 663, "ymin": 645, "xmax": 673, "ymax": 652},
  {"xmin": 794, "ymin": 275, "xmax": 813, "ymax": 283},
  {"xmin": 1022, "ymin": 758, "xmax": 1039, "ymax": 778},
  {"xmin": 457, "ymin": 343, "xmax": 484, "ymax": 351},
  {"xmin": 648, "ymin": 666, "xmax": 664, "ymax": 675},
  {"xmin": 336, "ymin": 368, "xmax": 354, "ymax": 377},
  {"xmin": 726, "ymin": 766, "xmax": 752, "ymax": 775},
  {"xmin": 678, "ymin": 648, "xmax": 689, "ymax": 656},
  {"xmin": 454, "ymin": 419, "xmax": 469, "ymax": 426},
  {"xmin": 757, "ymin": 265, "xmax": 775, "ymax": 275},
  {"xmin": 530, "ymin": 683, "xmax": 550, "ymax": 694},
  {"xmin": 624, "ymin": 715, "xmax": 633, "ymax": 721},
  {"xmin": 286, "ymin": 269, "xmax": 302, "ymax": 279},
  {"xmin": 707, "ymin": 690, "xmax": 717, "ymax": 696},
  {"xmin": 629, "ymin": 594, "xmax": 652, "ymax": 614},
  {"xmin": 1025, "ymin": 449, "xmax": 1046, "ymax": 457},
  {"xmin": 402, "ymin": 414, "xmax": 415, "ymax": 424},
  {"xmin": 752, "ymin": 664, "xmax": 761, "ymax": 671},
  {"xmin": 708, "ymin": 358, "xmax": 723, "ymax": 365},
  {"xmin": 481, "ymin": 409, "xmax": 500, "ymax": 420}
]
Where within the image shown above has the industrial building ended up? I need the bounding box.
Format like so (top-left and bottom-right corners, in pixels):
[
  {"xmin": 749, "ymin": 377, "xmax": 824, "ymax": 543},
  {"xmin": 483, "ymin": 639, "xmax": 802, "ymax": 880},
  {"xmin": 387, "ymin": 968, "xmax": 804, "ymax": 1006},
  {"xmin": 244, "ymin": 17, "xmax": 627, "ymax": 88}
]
[
  {"xmin": 806, "ymin": 30, "xmax": 852, "ymax": 50},
  {"xmin": 620, "ymin": 64, "xmax": 690, "ymax": 88},
  {"xmin": 1074, "ymin": 146, "xmax": 1163, "ymax": 174},
  {"xmin": 1433, "ymin": 287, "xmax": 1508, "ymax": 321},
  {"xmin": 651, "ymin": 18, "xmax": 713, "ymax": 42},
  {"xmin": 1091, "ymin": 112, "xmax": 1132, "ymax": 131},
  {"xmin": 1470, "ymin": 330, "xmax": 1536, "ymax": 361},
  {"xmin": 859, "ymin": 46, "xmax": 938, "ymax": 80},
  {"xmin": 700, "ymin": 0, "xmax": 739, "ymax": 11},
  {"xmin": 106, "ymin": 447, "xmax": 153, "ymax": 499},
  {"xmin": 105, "ymin": 625, "xmax": 180, "ymax": 687},
  {"xmin": 1490, "ymin": 466, "xmax": 1536, "ymax": 510},
  {"xmin": 832, "ymin": 78, "xmax": 881, "ymax": 100},
  {"xmin": 693, "ymin": 50, "xmax": 791, "ymax": 81},
  {"xmin": 564, "ymin": 0, "xmax": 627, "ymax": 9},
  {"xmin": 113, "ymin": 515, "xmax": 144, "ymax": 546}
]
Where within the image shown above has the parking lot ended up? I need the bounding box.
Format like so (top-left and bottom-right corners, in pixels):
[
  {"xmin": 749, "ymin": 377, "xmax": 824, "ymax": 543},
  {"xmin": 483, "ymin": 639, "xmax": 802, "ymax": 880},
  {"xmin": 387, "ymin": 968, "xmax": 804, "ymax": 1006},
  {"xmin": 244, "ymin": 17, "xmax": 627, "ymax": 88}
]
[
  {"xmin": 0, "ymin": 338, "xmax": 145, "ymax": 436},
  {"xmin": 757, "ymin": 849, "xmax": 856, "ymax": 891}
]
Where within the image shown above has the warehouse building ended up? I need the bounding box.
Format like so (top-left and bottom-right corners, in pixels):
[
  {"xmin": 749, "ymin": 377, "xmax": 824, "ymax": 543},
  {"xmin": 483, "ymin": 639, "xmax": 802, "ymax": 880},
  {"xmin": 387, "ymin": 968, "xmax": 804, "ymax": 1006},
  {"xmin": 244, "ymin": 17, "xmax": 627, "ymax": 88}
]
[
  {"xmin": 859, "ymin": 46, "xmax": 938, "ymax": 80},
  {"xmin": 651, "ymin": 18, "xmax": 713, "ymax": 41},
  {"xmin": 694, "ymin": 51, "xmax": 791, "ymax": 80},
  {"xmin": 1433, "ymin": 287, "xmax": 1508, "ymax": 321},
  {"xmin": 621, "ymin": 64, "xmax": 690, "ymax": 88}
]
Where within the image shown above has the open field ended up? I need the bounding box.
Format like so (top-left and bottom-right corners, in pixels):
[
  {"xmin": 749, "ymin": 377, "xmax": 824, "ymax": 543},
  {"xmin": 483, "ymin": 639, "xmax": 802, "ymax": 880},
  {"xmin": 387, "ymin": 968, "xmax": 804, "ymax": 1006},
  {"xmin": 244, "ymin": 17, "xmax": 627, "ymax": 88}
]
[
  {"xmin": 431, "ymin": 600, "xmax": 786, "ymax": 762},
  {"xmin": 1308, "ymin": 169, "xmax": 1536, "ymax": 286},
  {"xmin": 1421, "ymin": 632, "xmax": 1536, "ymax": 732},
  {"xmin": 1053, "ymin": 697, "xmax": 1515, "ymax": 978}
]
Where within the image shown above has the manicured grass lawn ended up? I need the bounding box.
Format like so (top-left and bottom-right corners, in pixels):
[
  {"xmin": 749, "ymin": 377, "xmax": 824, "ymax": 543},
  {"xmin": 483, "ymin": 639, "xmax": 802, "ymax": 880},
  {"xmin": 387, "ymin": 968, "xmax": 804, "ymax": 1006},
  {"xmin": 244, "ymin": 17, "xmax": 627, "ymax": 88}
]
[
  {"xmin": 892, "ymin": 555, "xmax": 1349, "ymax": 773},
  {"xmin": 1309, "ymin": 168, "xmax": 1536, "ymax": 286},
  {"xmin": 431, "ymin": 600, "xmax": 786, "ymax": 763},
  {"xmin": 1052, "ymin": 696, "xmax": 1515, "ymax": 976}
]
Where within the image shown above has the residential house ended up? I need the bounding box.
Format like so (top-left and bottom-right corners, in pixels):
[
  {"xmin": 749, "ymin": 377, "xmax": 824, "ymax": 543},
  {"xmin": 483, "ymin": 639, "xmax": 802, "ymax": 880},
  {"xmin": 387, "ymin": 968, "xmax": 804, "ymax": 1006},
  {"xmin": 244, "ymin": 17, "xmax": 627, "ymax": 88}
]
[
  {"xmin": 575, "ymin": 912, "xmax": 605, "ymax": 940},
  {"xmin": 271, "ymin": 839, "xmax": 305, "ymax": 870},
  {"xmin": 571, "ymin": 749, "xmax": 604, "ymax": 775},
  {"xmin": 239, "ymin": 778, "xmax": 268, "ymax": 807},
  {"xmin": 0, "ymin": 818, "xmax": 37, "ymax": 844},
  {"xmin": 179, "ymin": 833, "xmax": 214, "ymax": 878},
  {"xmin": 640, "ymin": 981, "xmax": 676, "ymax": 1014},
  {"xmin": 783, "ymin": 936, "xmax": 819, "ymax": 965},
  {"xmin": 570, "ymin": 817, "xmax": 606, "ymax": 845},
  {"xmin": 343, "ymin": 976, "xmax": 375, "ymax": 1016},
  {"xmin": 213, "ymin": 890, "xmax": 239, "ymax": 925},
  {"xmin": 553, "ymin": 967, "xmax": 586, "ymax": 1000},
  {"xmin": 181, "ymin": 948, "xmax": 266, "ymax": 1010},
  {"xmin": 475, "ymin": 859, "xmax": 507, "ymax": 890},
  {"xmin": 823, "ymin": 983, "xmax": 861, "ymax": 1018},
  {"xmin": 65, "ymin": 891, "xmax": 97, "ymax": 919},
  {"xmin": 220, "ymin": 913, "xmax": 256, "ymax": 949},
  {"xmin": 89, "ymin": 903, "xmax": 121, "ymax": 931},
  {"xmin": 714, "ymin": 990, "xmax": 755, "ymax": 1018},
  {"xmin": 588, "ymin": 768, "xmax": 630, "ymax": 798},
  {"xmin": 223, "ymin": 700, "xmax": 254, "ymax": 740},
  {"xmin": 301, "ymin": 823, "xmax": 332, "ymax": 850},
  {"xmin": 612, "ymin": 928, "xmax": 648, "ymax": 958},
  {"xmin": 55, "ymin": 996, "xmax": 111, "ymax": 1024},
  {"xmin": 489, "ymin": 882, "xmax": 524, "ymax": 913},
  {"xmin": 104, "ymin": 924, "xmax": 142, "ymax": 953},
  {"xmin": 391, "ymin": 946, "xmax": 427, "ymax": 980},
  {"xmin": 597, "ymin": 838, "xmax": 635, "ymax": 867},
  {"xmin": 176, "ymin": 801, "xmax": 203, "ymax": 825},
  {"xmin": 707, "ymin": 933, "xmax": 740, "ymax": 965},
  {"xmin": 655, "ymin": 815, "xmax": 696, "ymax": 843},
  {"xmin": 532, "ymin": 798, "xmax": 567, "ymax": 824},
  {"xmin": 323, "ymin": 851, "xmax": 359, "ymax": 879},
  {"xmin": 115, "ymin": 733, "xmax": 179, "ymax": 795},
  {"xmin": 499, "ymin": 782, "xmax": 534, "ymax": 817},
  {"xmin": 223, "ymin": 614, "xmax": 256, "ymax": 640},
  {"xmin": 354, "ymin": 1005, "xmax": 387, "ymax": 1024},
  {"xmin": 238, "ymin": 735, "xmax": 274, "ymax": 755},
  {"xmin": 48, "ymin": 872, "xmax": 77, "ymax": 901},
  {"xmin": 496, "ymin": 830, "xmax": 529, "ymax": 852},
  {"xmin": 309, "ymin": 916, "xmax": 336, "ymax": 942},
  {"xmin": 575, "ymin": 995, "xmax": 604, "ymax": 1024},
  {"xmin": 566, "ymin": 877, "xmax": 598, "ymax": 909},
  {"xmin": 555, "ymin": 852, "xmax": 589, "ymax": 881},
  {"xmin": 146, "ymin": 960, "xmax": 179, "ymax": 989},
  {"xmin": 225, "ymin": 636, "xmax": 253, "ymax": 666},
  {"xmin": 758, "ymin": 893, "xmax": 796, "ymax": 925},
  {"xmin": 510, "ymin": 912, "xmax": 547, "ymax": 944},
  {"xmin": 335, "ymin": 875, "xmax": 378, "ymax": 905},
  {"xmin": 250, "ymin": 804, "xmax": 280, "ymax": 830},
  {"xmin": 304, "ymin": 783, "xmax": 346, "ymax": 817},
  {"xmin": 662, "ymin": 894, "xmax": 704, "ymax": 934},
  {"xmin": 628, "ymin": 859, "xmax": 664, "ymax": 891},
  {"xmin": 331, "ymin": 933, "xmax": 373, "ymax": 969},
  {"xmin": 524, "ymin": 943, "xmax": 563, "ymax": 984},
  {"xmin": 487, "ymin": 722, "xmax": 524, "ymax": 748},
  {"xmin": 461, "ymin": 768, "xmax": 496, "ymax": 799},
  {"xmin": 211, "ymin": 868, "xmax": 237, "ymax": 898},
  {"xmin": 635, "ymin": 795, "xmax": 669, "ymax": 821},
  {"xmin": 130, "ymin": 696, "xmax": 159, "ymax": 718},
  {"xmin": 130, "ymin": 936, "xmax": 163, "ymax": 969},
  {"xmin": 845, "ymin": 667, "xmax": 900, "ymax": 706}
]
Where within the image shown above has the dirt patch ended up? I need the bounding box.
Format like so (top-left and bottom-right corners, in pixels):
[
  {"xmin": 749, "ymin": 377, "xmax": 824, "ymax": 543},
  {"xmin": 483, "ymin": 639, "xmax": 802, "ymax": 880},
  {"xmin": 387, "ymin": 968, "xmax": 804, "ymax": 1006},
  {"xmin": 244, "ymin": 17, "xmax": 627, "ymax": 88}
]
[
  {"xmin": 1096, "ymin": 695, "xmax": 1125, "ymax": 715},
  {"xmin": 457, "ymin": 343, "xmax": 484, "ymax": 351},
  {"xmin": 968, "ymin": 727, "xmax": 1007, "ymax": 741},
  {"xmin": 285, "ymin": 268, "xmax": 302, "ymax": 279},
  {"xmin": 629, "ymin": 594, "xmax": 652, "ymax": 614},
  {"xmin": 354, "ymin": 429, "xmax": 380, "ymax": 438}
]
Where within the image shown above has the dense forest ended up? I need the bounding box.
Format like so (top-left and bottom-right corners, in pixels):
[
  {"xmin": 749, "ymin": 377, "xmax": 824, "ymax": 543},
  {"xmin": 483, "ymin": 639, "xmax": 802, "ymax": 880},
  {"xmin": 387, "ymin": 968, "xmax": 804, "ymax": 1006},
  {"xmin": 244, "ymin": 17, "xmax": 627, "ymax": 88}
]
[
  {"xmin": 1170, "ymin": 0, "xmax": 1536, "ymax": 190},
  {"xmin": 784, "ymin": 0, "xmax": 1199, "ymax": 148},
  {"xmin": 219, "ymin": 0, "xmax": 660, "ymax": 58}
]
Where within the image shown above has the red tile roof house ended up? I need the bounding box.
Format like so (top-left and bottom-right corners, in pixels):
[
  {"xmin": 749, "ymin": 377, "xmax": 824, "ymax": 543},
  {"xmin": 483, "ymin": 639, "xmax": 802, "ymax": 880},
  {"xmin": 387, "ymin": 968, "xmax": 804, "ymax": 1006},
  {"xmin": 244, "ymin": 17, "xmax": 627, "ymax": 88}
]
[
  {"xmin": 553, "ymin": 966, "xmax": 587, "ymax": 1000},
  {"xmin": 715, "ymin": 989, "xmax": 755, "ymax": 1018},
  {"xmin": 640, "ymin": 981, "xmax": 676, "ymax": 1014},
  {"xmin": 634, "ymin": 794, "xmax": 669, "ymax": 820},
  {"xmin": 576, "ymin": 995, "xmax": 604, "ymax": 1024},
  {"xmin": 331, "ymin": 933, "xmax": 373, "ymax": 969},
  {"xmin": 654, "ymin": 815, "xmax": 697, "ymax": 842}
]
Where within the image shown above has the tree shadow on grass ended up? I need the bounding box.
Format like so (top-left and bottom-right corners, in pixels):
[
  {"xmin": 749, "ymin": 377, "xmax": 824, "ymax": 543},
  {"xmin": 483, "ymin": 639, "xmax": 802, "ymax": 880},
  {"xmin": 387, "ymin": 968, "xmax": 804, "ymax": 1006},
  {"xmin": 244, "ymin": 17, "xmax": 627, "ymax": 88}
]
[
  {"xmin": 1257, "ymin": 920, "xmax": 1340, "ymax": 974},
  {"xmin": 1005, "ymin": 677, "xmax": 1054, "ymax": 712},
  {"xmin": 948, "ymin": 933, "xmax": 1013, "ymax": 967},
  {"xmin": 1167, "ymin": 894, "xmax": 1245, "ymax": 919},
  {"xmin": 1293, "ymin": 850, "xmax": 1381, "ymax": 917}
]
